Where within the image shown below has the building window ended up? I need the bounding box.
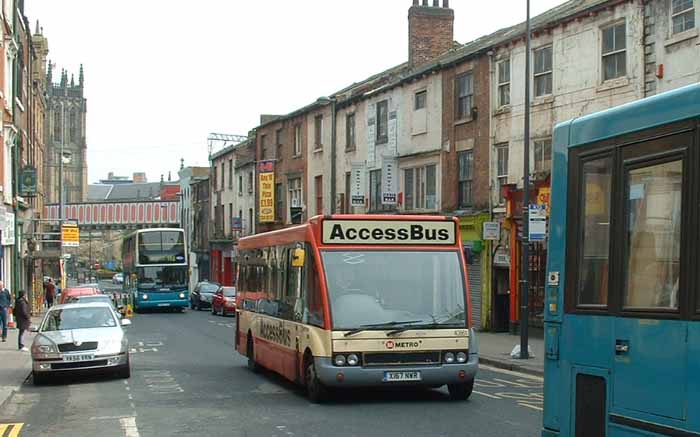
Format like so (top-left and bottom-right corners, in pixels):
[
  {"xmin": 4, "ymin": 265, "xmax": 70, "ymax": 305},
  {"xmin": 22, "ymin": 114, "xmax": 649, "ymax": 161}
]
[
  {"xmin": 672, "ymin": 0, "xmax": 695, "ymax": 34},
  {"xmin": 294, "ymin": 124, "xmax": 302, "ymax": 157},
  {"xmin": 345, "ymin": 172, "xmax": 351, "ymax": 213},
  {"xmin": 228, "ymin": 203, "xmax": 233, "ymax": 235},
  {"xmin": 228, "ymin": 159, "xmax": 233, "ymax": 189},
  {"xmin": 315, "ymin": 175, "xmax": 323, "ymax": 215},
  {"xmin": 248, "ymin": 208, "xmax": 253, "ymax": 234},
  {"xmin": 69, "ymin": 110, "xmax": 77, "ymax": 142},
  {"xmin": 276, "ymin": 128, "xmax": 283, "ymax": 157},
  {"xmin": 498, "ymin": 59, "xmax": 510, "ymax": 107},
  {"xmin": 534, "ymin": 46, "xmax": 553, "ymax": 97},
  {"xmin": 602, "ymin": 22, "xmax": 626, "ymax": 81},
  {"xmin": 370, "ymin": 169, "xmax": 382, "ymax": 211},
  {"xmin": 221, "ymin": 164, "xmax": 225, "ymax": 191},
  {"xmin": 458, "ymin": 151, "xmax": 474, "ymax": 208},
  {"xmin": 261, "ymin": 134, "xmax": 268, "ymax": 160},
  {"xmin": 314, "ymin": 115, "xmax": 323, "ymax": 150},
  {"xmin": 346, "ymin": 113, "xmax": 356, "ymax": 151},
  {"xmin": 414, "ymin": 90, "xmax": 427, "ymax": 110},
  {"xmin": 54, "ymin": 112, "xmax": 61, "ymax": 141},
  {"xmin": 238, "ymin": 175, "xmax": 243, "ymax": 195},
  {"xmin": 496, "ymin": 144, "xmax": 509, "ymax": 204},
  {"xmin": 247, "ymin": 171, "xmax": 253, "ymax": 193},
  {"xmin": 275, "ymin": 183, "xmax": 284, "ymax": 222},
  {"xmin": 376, "ymin": 100, "xmax": 388, "ymax": 144},
  {"xmin": 534, "ymin": 139, "xmax": 552, "ymax": 173},
  {"xmin": 289, "ymin": 177, "xmax": 302, "ymax": 209},
  {"xmin": 403, "ymin": 165, "xmax": 437, "ymax": 211},
  {"xmin": 455, "ymin": 72, "xmax": 474, "ymax": 120}
]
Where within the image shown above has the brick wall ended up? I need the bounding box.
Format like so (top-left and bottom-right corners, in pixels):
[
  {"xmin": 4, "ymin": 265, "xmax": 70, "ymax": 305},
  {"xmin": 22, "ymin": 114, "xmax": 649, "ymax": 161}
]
[
  {"xmin": 441, "ymin": 54, "xmax": 491, "ymax": 211},
  {"xmin": 408, "ymin": 3, "xmax": 454, "ymax": 68}
]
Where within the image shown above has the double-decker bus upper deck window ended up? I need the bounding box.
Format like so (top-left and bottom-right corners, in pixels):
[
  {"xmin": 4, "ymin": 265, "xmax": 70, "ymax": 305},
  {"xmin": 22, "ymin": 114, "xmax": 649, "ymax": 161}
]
[
  {"xmin": 577, "ymin": 157, "xmax": 613, "ymax": 307},
  {"xmin": 624, "ymin": 160, "xmax": 683, "ymax": 310},
  {"xmin": 138, "ymin": 231, "xmax": 186, "ymax": 264}
]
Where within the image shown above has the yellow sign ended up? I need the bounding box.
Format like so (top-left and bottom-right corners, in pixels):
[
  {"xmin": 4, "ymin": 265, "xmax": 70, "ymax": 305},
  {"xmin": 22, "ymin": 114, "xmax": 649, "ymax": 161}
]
[
  {"xmin": 61, "ymin": 224, "xmax": 80, "ymax": 247},
  {"xmin": 537, "ymin": 187, "xmax": 551, "ymax": 216},
  {"xmin": 259, "ymin": 172, "xmax": 275, "ymax": 223}
]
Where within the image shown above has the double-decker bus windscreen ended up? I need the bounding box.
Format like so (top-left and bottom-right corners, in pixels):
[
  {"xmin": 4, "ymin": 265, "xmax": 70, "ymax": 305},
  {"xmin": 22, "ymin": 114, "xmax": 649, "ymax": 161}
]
[
  {"xmin": 322, "ymin": 250, "xmax": 466, "ymax": 330},
  {"xmin": 138, "ymin": 231, "xmax": 186, "ymax": 265},
  {"xmin": 137, "ymin": 266, "xmax": 188, "ymax": 290}
]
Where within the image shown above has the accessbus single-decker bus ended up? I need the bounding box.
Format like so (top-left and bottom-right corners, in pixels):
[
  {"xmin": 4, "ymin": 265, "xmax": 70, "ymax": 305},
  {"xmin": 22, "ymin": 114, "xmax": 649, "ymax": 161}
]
[
  {"xmin": 122, "ymin": 228, "xmax": 189, "ymax": 312},
  {"xmin": 543, "ymin": 83, "xmax": 700, "ymax": 436},
  {"xmin": 235, "ymin": 215, "xmax": 478, "ymax": 402}
]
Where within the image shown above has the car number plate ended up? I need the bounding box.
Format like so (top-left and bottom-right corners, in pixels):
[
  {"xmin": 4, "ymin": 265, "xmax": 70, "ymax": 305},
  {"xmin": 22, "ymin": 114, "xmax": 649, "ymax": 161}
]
[
  {"xmin": 157, "ymin": 303, "xmax": 170, "ymax": 307},
  {"xmin": 383, "ymin": 371, "xmax": 421, "ymax": 382},
  {"xmin": 64, "ymin": 354, "xmax": 95, "ymax": 362}
]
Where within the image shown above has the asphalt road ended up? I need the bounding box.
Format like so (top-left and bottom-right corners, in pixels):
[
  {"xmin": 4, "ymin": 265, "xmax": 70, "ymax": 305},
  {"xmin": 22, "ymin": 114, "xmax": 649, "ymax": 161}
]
[{"xmin": 0, "ymin": 288, "xmax": 543, "ymax": 437}]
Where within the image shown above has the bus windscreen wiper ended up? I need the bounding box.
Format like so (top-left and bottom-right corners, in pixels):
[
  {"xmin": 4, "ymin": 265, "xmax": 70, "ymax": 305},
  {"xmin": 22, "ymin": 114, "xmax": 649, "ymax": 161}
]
[
  {"xmin": 386, "ymin": 322, "xmax": 465, "ymax": 336},
  {"xmin": 343, "ymin": 320, "xmax": 423, "ymax": 337}
]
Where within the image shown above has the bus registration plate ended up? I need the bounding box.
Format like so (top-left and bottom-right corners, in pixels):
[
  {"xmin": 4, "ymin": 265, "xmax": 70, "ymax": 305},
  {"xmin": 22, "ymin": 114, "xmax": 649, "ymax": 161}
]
[{"xmin": 383, "ymin": 371, "xmax": 421, "ymax": 382}]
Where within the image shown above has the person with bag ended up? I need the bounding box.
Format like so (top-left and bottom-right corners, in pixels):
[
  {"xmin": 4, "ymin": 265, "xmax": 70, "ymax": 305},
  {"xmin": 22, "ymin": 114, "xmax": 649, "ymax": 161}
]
[
  {"xmin": 13, "ymin": 290, "xmax": 30, "ymax": 351},
  {"xmin": 0, "ymin": 282, "xmax": 11, "ymax": 342}
]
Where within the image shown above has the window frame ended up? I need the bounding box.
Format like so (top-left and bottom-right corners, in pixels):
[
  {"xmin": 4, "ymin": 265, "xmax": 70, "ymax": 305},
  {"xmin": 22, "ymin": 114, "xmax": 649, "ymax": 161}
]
[
  {"xmin": 533, "ymin": 45, "xmax": 553, "ymax": 98},
  {"xmin": 564, "ymin": 121, "xmax": 697, "ymax": 320},
  {"xmin": 497, "ymin": 59, "xmax": 511, "ymax": 107},
  {"xmin": 601, "ymin": 21, "xmax": 627, "ymax": 82},
  {"xmin": 534, "ymin": 138, "xmax": 553, "ymax": 174},
  {"xmin": 293, "ymin": 124, "xmax": 302, "ymax": 157},
  {"xmin": 376, "ymin": 100, "xmax": 389, "ymax": 145},
  {"xmin": 671, "ymin": 0, "xmax": 695, "ymax": 35},
  {"xmin": 414, "ymin": 90, "xmax": 427, "ymax": 111},
  {"xmin": 345, "ymin": 112, "xmax": 356, "ymax": 152},
  {"xmin": 403, "ymin": 164, "xmax": 438, "ymax": 211},
  {"xmin": 314, "ymin": 114, "xmax": 323, "ymax": 151},
  {"xmin": 458, "ymin": 151, "xmax": 474, "ymax": 208},
  {"xmin": 455, "ymin": 72, "xmax": 474, "ymax": 121},
  {"xmin": 314, "ymin": 175, "xmax": 323, "ymax": 215},
  {"xmin": 496, "ymin": 144, "xmax": 509, "ymax": 205}
]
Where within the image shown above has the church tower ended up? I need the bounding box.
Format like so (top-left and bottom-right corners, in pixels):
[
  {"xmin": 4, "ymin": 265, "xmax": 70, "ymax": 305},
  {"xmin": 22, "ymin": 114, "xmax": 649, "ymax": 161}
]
[{"xmin": 46, "ymin": 63, "xmax": 88, "ymax": 204}]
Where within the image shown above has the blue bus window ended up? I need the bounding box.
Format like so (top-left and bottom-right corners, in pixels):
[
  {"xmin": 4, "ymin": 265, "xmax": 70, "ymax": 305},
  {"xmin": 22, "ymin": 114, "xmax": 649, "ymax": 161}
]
[
  {"xmin": 577, "ymin": 157, "xmax": 612, "ymax": 307},
  {"xmin": 624, "ymin": 160, "xmax": 683, "ymax": 310}
]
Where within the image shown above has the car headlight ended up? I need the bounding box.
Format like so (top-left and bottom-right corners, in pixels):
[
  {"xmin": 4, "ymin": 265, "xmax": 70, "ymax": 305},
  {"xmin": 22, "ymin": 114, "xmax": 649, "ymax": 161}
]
[
  {"xmin": 200, "ymin": 295, "xmax": 206, "ymax": 301},
  {"xmin": 334, "ymin": 355, "xmax": 346, "ymax": 366},
  {"xmin": 32, "ymin": 335, "xmax": 57, "ymax": 354},
  {"xmin": 179, "ymin": 293, "xmax": 185, "ymax": 299},
  {"xmin": 444, "ymin": 352, "xmax": 455, "ymax": 364},
  {"xmin": 142, "ymin": 294, "xmax": 149, "ymax": 300},
  {"xmin": 456, "ymin": 351, "xmax": 467, "ymax": 363},
  {"xmin": 347, "ymin": 354, "xmax": 360, "ymax": 366}
]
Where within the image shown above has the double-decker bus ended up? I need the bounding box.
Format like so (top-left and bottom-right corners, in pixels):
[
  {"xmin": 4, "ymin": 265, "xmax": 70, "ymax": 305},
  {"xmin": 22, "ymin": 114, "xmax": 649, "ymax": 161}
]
[
  {"xmin": 543, "ymin": 83, "xmax": 700, "ymax": 436},
  {"xmin": 122, "ymin": 228, "xmax": 189, "ymax": 312},
  {"xmin": 235, "ymin": 215, "xmax": 477, "ymax": 402}
]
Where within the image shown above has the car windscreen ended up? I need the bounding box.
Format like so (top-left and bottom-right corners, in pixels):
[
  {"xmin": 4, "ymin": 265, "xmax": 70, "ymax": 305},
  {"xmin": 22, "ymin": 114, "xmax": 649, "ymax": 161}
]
[
  {"xmin": 199, "ymin": 283, "xmax": 219, "ymax": 294},
  {"xmin": 322, "ymin": 250, "xmax": 467, "ymax": 330},
  {"xmin": 222, "ymin": 287, "xmax": 236, "ymax": 297},
  {"xmin": 42, "ymin": 307, "xmax": 118, "ymax": 331},
  {"xmin": 76, "ymin": 296, "xmax": 113, "ymax": 305}
]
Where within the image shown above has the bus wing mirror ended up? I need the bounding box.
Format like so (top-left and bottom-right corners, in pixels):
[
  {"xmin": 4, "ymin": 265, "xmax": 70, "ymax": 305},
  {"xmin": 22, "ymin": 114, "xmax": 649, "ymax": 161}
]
[{"xmin": 292, "ymin": 248, "xmax": 306, "ymax": 268}]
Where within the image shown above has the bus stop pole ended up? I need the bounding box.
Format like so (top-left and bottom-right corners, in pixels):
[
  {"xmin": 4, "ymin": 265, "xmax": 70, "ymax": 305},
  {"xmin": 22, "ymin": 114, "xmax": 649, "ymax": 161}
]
[{"xmin": 520, "ymin": 0, "xmax": 532, "ymax": 360}]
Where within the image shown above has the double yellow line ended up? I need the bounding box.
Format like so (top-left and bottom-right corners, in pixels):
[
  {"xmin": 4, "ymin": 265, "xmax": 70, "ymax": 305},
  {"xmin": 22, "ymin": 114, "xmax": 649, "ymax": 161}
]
[{"xmin": 0, "ymin": 423, "xmax": 23, "ymax": 437}]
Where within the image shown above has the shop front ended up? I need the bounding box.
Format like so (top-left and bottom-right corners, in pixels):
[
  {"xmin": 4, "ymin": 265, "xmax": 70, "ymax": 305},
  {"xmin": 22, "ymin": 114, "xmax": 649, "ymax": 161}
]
[
  {"xmin": 210, "ymin": 241, "xmax": 235, "ymax": 286},
  {"xmin": 458, "ymin": 213, "xmax": 490, "ymax": 331}
]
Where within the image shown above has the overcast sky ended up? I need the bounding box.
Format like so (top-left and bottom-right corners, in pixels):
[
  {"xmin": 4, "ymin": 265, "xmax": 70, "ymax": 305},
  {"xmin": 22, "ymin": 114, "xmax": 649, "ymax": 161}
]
[{"xmin": 27, "ymin": 0, "xmax": 567, "ymax": 184}]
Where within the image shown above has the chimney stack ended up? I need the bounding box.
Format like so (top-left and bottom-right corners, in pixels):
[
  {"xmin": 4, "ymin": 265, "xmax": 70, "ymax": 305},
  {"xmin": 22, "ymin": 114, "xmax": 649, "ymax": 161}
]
[{"xmin": 408, "ymin": 0, "xmax": 454, "ymax": 68}]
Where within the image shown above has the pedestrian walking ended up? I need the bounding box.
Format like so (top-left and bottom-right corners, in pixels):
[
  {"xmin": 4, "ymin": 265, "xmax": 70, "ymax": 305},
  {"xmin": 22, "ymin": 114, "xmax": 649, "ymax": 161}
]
[
  {"xmin": 0, "ymin": 281, "xmax": 11, "ymax": 343},
  {"xmin": 13, "ymin": 290, "xmax": 30, "ymax": 351},
  {"xmin": 44, "ymin": 279, "xmax": 56, "ymax": 308}
]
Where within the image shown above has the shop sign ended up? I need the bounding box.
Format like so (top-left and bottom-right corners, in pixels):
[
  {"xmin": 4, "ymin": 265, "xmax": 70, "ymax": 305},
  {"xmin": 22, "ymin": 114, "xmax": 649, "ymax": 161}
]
[
  {"xmin": 381, "ymin": 156, "xmax": 397, "ymax": 205},
  {"xmin": 483, "ymin": 222, "xmax": 500, "ymax": 241},
  {"xmin": 1, "ymin": 212, "xmax": 13, "ymax": 246},
  {"xmin": 19, "ymin": 167, "xmax": 37, "ymax": 196},
  {"xmin": 61, "ymin": 223, "xmax": 79, "ymax": 247},
  {"xmin": 528, "ymin": 204, "xmax": 547, "ymax": 241},
  {"xmin": 350, "ymin": 162, "xmax": 366, "ymax": 207},
  {"xmin": 258, "ymin": 160, "xmax": 275, "ymax": 223}
]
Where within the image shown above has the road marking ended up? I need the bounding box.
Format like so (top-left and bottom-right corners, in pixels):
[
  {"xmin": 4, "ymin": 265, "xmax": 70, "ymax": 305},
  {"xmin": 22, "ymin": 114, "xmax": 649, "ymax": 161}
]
[
  {"xmin": 90, "ymin": 415, "xmax": 137, "ymax": 421},
  {"xmin": 0, "ymin": 424, "xmax": 24, "ymax": 437},
  {"xmin": 479, "ymin": 364, "xmax": 543, "ymax": 382},
  {"xmin": 119, "ymin": 416, "xmax": 140, "ymax": 437},
  {"xmin": 493, "ymin": 378, "xmax": 542, "ymax": 388},
  {"xmin": 519, "ymin": 403, "xmax": 544, "ymax": 412},
  {"xmin": 142, "ymin": 370, "xmax": 184, "ymax": 394},
  {"xmin": 473, "ymin": 390, "xmax": 502, "ymax": 399}
]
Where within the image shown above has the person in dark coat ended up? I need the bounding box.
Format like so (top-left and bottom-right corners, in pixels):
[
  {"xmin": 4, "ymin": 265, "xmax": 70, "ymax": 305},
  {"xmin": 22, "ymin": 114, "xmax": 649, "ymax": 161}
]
[
  {"xmin": 0, "ymin": 281, "xmax": 11, "ymax": 342},
  {"xmin": 13, "ymin": 290, "xmax": 31, "ymax": 351},
  {"xmin": 44, "ymin": 279, "xmax": 55, "ymax": 308}
]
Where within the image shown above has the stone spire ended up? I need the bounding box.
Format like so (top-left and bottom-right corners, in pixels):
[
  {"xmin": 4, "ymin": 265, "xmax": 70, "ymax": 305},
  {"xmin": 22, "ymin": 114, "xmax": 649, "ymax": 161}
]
[
  {"xmin": 70, "ymin": 74, "xmax": 75, "ymax": 88},
  {"xmin": 79, "ymin": 64, "xmax": 84, "ymax": 87},
  {"xmin": 47, "ymin": 61, "xmax": 52, "ymax": 84}
]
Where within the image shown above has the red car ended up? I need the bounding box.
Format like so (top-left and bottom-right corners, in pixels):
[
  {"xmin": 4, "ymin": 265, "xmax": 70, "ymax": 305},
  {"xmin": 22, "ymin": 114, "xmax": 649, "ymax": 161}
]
[
  {"xmin": 211, "ymin": 286, "xmax": 237, "ymax": 316},
  {"xmin": 59, "ymin": 287, "xmax": 100, "ymax": 304}
]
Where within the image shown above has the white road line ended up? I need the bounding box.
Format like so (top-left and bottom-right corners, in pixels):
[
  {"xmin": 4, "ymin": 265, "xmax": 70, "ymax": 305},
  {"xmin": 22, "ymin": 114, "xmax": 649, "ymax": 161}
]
[
  {"xmin": 130, "ymin": 402, "xmax": 136, "ymax": 409},
  {"xmin": 493, "ymin": 378, "xmax": 535, "ymax": 388},
  {"xmin": 89, "ymin": 415, "xmax": 137, "ymax": 421},
  {"xmin": 519, "ymin": 403, "xmax": 544, "ymax": 412},
  {"xmin": 479, "ymin": 364, "xmax": 544, "ymax": 382},
  {"xmin": 473, "ymin": 390, "xmax": 502, "ymax": 399},
  {"xmin": 120, "ymin": 416, "xmax": 140, "ymax": 437},
  {"xmin": 127, "ymin": 394, "xmax": 133, "ymax": 400}
]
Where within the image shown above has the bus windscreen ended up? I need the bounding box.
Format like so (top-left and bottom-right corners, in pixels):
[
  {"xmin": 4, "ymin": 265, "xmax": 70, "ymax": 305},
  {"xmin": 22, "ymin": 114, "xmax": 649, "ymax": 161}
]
[
  {"xmin": 137, "ymin": 266, "xmax": 188, "ymax": 289},
  {"xmin": 321, "ymin": 250, "xmax": 466, "ymax": 330},
  {"xmin": 138, "ymin": 231, "xmax": 186, "ymax": 265}
]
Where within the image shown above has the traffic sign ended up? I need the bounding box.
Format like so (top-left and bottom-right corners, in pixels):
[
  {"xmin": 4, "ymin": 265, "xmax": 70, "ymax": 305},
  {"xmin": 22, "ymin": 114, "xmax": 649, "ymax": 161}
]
[
  {"xmin": 61, "ymin": 223, "xmax": 80, "ymax": 247},
  {"xmin": 528, "ymin": 204, "xmax": 547, "ymax": 241}
]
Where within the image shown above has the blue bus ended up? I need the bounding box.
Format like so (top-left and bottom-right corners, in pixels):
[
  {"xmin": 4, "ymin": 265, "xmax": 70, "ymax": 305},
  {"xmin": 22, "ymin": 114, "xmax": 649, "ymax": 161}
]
[
  {"xmin": 543, "ymin": 83, "xmax": 700, "ymax": 436},
  {"xmin": 122, "ymin": 228, "xmax": 189, "ymax": 312}
]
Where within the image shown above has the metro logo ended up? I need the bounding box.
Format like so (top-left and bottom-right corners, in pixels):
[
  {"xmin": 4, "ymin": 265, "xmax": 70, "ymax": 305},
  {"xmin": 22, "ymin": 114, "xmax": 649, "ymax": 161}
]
[{"xmin": 322, "ymin": 220, "xmax": 456, "ymax": 245}]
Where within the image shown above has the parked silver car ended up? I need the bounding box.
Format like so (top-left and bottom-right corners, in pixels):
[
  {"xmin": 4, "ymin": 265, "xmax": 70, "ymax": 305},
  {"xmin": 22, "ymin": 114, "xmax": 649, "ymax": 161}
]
[{"xmin": 31, "ymin": 302, "xmax": 131, "ymax": 385}]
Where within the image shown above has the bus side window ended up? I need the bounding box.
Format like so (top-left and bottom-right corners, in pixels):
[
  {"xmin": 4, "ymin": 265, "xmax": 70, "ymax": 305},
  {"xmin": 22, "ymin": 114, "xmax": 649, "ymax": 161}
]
[
  {"xmin": 304, "ymin": 246, "xmax": 324, "ymax": 328},
  {"xmin": 281, "ymin": 247, "xmax": 302, "ymax": 321}
]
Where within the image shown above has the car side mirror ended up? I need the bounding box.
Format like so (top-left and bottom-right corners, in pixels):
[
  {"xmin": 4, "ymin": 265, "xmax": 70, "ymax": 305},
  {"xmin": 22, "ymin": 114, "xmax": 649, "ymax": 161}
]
[
  {"xmin": 30, "ymin": 325, "xmax": 39, "ymax": 333},
  {"xmin": 121, "ymin": 319, "xmax": 132, "ymax": 326}
]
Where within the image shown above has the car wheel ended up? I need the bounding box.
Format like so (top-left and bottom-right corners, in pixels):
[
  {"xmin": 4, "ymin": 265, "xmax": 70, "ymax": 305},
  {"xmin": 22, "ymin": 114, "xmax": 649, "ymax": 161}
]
[
  {"xmin": 447, "ymin": 378, "xmax": 474, "ymax": 401},
  {"xmin": 117, "ymin": 360, "xmax": 131, "ymax": 379},
  {"xmin": 305, "ymin": 357, "xmax": 329, "ymax": 403},
  {"xmin": 33, "ymin": 371, "xmax": 47, "ymax": 386},
  {"xmin": 246, "ymin": 335, "xmax": 261, "ymax": 373}
]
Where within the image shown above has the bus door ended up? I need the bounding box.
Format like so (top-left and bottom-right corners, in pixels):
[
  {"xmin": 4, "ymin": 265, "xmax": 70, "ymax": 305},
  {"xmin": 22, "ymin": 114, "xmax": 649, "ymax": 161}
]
[{"xmin": 611, "ymin": 134, "xmax": 690, "ymax": 422}]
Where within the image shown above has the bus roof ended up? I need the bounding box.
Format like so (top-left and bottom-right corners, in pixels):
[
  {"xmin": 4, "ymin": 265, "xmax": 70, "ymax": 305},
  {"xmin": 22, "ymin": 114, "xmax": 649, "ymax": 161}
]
[
  {"xmin": 554, "ymin": 83, "xmax": 700, "ymax": 149},
  {"xmin": 238, "ymin": 214, "xmax": 460, "ymax": 250}
]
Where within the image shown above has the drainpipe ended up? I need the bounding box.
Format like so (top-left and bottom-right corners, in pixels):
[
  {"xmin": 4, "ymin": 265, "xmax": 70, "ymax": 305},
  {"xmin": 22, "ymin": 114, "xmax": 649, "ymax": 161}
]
[
  {"xmin": 487, "ymin": 49, "xmax": 496, "ymax": 332},
  {"xmin": 330, "ymin": 98, "xmax": 338, "ymax": 214}
]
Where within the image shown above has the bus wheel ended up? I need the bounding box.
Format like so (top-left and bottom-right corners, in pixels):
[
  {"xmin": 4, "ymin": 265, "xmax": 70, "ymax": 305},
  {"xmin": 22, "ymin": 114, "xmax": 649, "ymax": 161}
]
[
  {"xmin": 447, "ymin": 378, "xmax": 474, "ymax": 401},
  {"xmin": 304, "ymin": 358, "xmax": 329, "ymax": 403},
  {"xmin": 246, "ymin": 335, "xmax": 261, "ymax": 373}
]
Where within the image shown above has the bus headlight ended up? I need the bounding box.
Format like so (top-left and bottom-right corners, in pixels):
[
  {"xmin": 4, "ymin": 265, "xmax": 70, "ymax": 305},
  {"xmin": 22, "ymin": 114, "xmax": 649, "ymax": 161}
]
[
  {"xmin": 179, "ymin": 293, "xmax": 185, "ymax": 299},
  {"xmin": 142, "ymin": 294, "xmax": 148, "ymax": 300},
  {"xmin": 444, "ymin": 352, "xmax": 455, "ymax": 364},
  {"xmin": 334, "ymin": 355, "xmax": 346, "ymax": 366},
  {"xmin": 346, "ymin": 354, "xmax": 360, "ymax": 366},
  {"xmin": 456, "ymin": 352, "xmax": 467, "ymax": 363}
]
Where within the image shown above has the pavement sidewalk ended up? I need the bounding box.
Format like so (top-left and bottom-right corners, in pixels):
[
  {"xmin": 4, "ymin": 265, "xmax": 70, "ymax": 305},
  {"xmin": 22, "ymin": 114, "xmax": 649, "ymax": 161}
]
[
  {"xmin": 0, "ymin": 312, "xmax": 44, "ymax": 408},
  {"xmin": 477, "ymin": 331, "xmax": 544, "ymax": 377}
]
